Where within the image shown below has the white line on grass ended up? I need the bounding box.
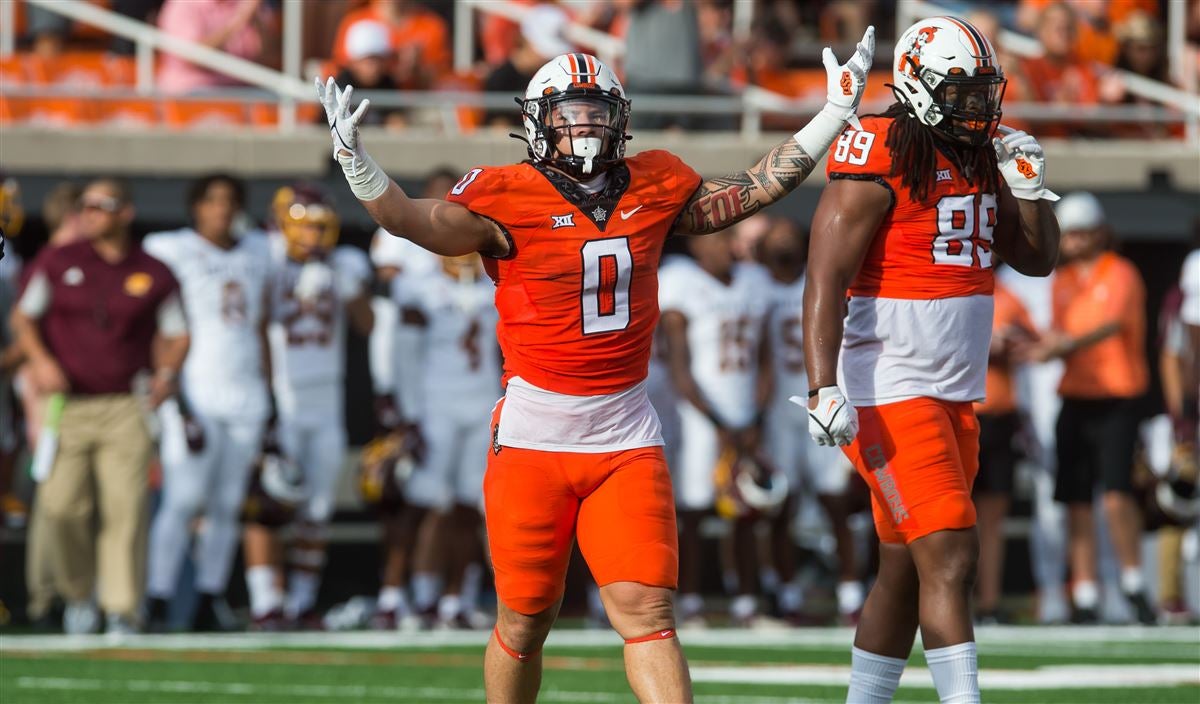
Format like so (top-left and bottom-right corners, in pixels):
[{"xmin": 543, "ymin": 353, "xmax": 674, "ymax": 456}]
[
  {"xmin": 13, "ymin": 677, "xmax": 916, "ymax": 704},
  {"xmin": 3, "ymin": 625, "xmax": 1198, "ymax": 652},
  {"xmin": 689, "ymin": 663, "xmax": 1200, "ymax": 690}
]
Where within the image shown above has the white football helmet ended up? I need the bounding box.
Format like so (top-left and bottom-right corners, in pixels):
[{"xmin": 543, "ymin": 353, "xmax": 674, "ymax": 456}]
[
  {"xmin": 521, "ymin": 53, "xmax": 630, "ymax": 179},
  {"xmin": 892, "ymin": 16, "xmax": 1007, "ymax": 145}
]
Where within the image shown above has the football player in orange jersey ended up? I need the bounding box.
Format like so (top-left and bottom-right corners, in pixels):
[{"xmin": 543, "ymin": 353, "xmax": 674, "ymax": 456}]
[
  {"xmin": 319, "ymin": 32, "xmax": 875, "ymax": 702},
  {"xmin": 801, "ymin": 17, "xmax": 1061, "ymax": 704}
]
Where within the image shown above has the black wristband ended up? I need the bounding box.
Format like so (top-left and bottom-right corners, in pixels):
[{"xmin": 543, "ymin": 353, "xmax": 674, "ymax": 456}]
[{"xmin": 807, "ymin": 388, "xmax": 821, "ymax": 399}]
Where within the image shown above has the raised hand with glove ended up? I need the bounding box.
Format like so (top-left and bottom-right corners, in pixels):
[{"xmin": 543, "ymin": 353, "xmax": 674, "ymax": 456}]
[
  {"xmin": 994, "ymin": 126, "xmax": 1059, "ymax": 202},
  {"xmin": 792, "ymin": 26, "xmax": 876, "ymax": 158}
]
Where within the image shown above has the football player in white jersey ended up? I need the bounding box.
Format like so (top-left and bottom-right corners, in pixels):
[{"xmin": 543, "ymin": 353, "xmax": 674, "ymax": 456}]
[
  {"xmin": 759, "ymin": 217, "xmax": 864, "ymax": 623},
  {"xmin": 395, "ymin": 252, "xmax": 500, "ymax": 628},
  {"xmin": 240, "ymin": 184, "xmax": 374, "ymax": 628},
  {"xmin": 144, "ymin": 174, "xmax": 274, "ymax": 631},
  {"xmin": 659, "ymin": 229, "xmax": 775, "ymax": 626},
  {"xmin": 365, "ymin": 168, "xmax": 458, "ymax": 628}
]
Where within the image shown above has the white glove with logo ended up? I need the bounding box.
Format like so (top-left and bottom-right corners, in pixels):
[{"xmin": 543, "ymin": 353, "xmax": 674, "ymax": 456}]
[
  {"xmin": 994, "ymin": 126, "xmax": 1059, "ymax": 202},
  {"xmin": 316, "ymin": 76, "xmax": 389, "ymax": 202},
  {"xmin": 822, "ymin": 25, "xmax": 874, "ymax": 130},
  {"xmin": 791, "ymin": 386, "xmax": 859, "ymax": 447},
  {"xmin": 294, "ymin": 261, "xmax": 334, "ymax": 303}
]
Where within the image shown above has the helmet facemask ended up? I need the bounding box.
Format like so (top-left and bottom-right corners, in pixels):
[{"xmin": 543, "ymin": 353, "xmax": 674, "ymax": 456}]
[
  {"xmin": 900, "ymin": 57, "xmax": 1007, "ymax": 147},
  {"xmin": 523, "ymin": 92, "xmax": 630, "ymax": 179}
]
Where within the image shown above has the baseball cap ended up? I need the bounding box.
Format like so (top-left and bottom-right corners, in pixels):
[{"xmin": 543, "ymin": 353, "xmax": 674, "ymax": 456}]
[
  {"xmin": 521, "ymin": 4, "xmax": 574, "ymax": 60},
  {"xmin": 345, "ymin": 20, "xmax": 393, "ymax": 61},
  {"xmin": 1055, "ymin": 191, "xmax": 1106, "ymax": 231}
]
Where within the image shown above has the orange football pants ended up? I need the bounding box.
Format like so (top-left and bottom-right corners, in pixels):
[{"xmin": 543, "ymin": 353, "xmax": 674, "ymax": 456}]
[
  {"xmin": 484, "ymin": 438, "xmax": 678, "ymax": 616},
  {"xmin": 842, "ymin": 397, "xmax": 980, "ymax": 544}
]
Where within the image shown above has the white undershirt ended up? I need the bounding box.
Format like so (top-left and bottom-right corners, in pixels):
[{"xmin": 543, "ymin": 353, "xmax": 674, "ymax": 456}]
[{"xmin": 497, "ymin": 376, "xmax": 664, "ymax": 453}]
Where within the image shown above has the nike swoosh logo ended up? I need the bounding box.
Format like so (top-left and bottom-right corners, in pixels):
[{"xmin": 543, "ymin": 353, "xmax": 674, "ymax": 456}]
[
  {"xmin": 620, "ymin": 205, "xmax": 643, "ymax": 220},
  {"xmin": 827, "ymin": 399, "xmax": 838, "ymax": 414}
]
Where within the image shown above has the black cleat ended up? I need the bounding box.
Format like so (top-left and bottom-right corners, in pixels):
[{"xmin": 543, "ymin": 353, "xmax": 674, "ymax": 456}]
[
  {"xmin": 145, "ymin": 597, "xmax": 171, "ymax": 633},
  {"xmin": 1070, "ymin": 606, "xmax": 1099, "ymax": 625},
  {"xmin": 191, "ymin": 593, "xmax": 237, "ymax": 632},
  {"xmin": 1125, "ymin": 591, "xmax": 1158, "ymax": 626}
]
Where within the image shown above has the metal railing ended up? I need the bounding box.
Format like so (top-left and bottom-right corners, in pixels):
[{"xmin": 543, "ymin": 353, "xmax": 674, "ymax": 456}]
[{"xmin": 2, "ymin": 0, "xmax": 1196, "ymax": 140}]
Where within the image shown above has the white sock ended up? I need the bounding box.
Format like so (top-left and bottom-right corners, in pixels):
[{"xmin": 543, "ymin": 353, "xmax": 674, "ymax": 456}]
[
  {"xmin": 438, "ymin": 594, "xmax": 462, "ymax": 622},
  {"xmin": 838, "ymin": 580, "xmax": 866, "ymax": 615},
  {"xmin": 1119, "ymin": 567, "xmax": 1144, "ymax": 595},
  {"xmin": 730, "ymin": 594, "xmax": 757, "ymax": 620},
  {"xmin": 778, "ymin": 580, "xmax": 804, "ymax": 614},
  {"xmin": 846, "ymin": 646, "xmax": 906, "ymax": 703},
  {"xmin": 460, "ymin": 563, "xmax": 483, "ymax": 613},
  {"xmin": 376, "ymin": 586, "xmax": 408, "ymax": 615},
  {"xmin": 246, "ymin": 566, "xmax": 282, "ymax": 618},
  {"xmin": 411, "ymin": 573, "xmax": 442, "ymax": 611},
  {"xmin": 1072, "ymin": 580, "xmax": 1100, "ymax": 609},
  {"xmin": 924, "ymin": 641, "xmax": 980, "ymax": 704},
  {"xmin": 285, "ymin": 571, "xmax": 320, "ymax": 619}
]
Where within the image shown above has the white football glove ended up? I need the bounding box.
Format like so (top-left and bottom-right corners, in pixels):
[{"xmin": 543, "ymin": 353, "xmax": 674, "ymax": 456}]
[
  {"xmin": 791, "ymin": 386, "xmax": 859, "ymax": 447},
  {"xmin": 316, "ymin": 76, "xmax": 389, "ymax": 201},
  {"xmin": 822, "ymin": 25, "xmax": 874, "ymax": 130},
  {"xmin": 294, "ymin": 261, "xmax": 334, "ymax": 303},
  {"xmin": 994, "ymin": 126, "xmax": 1059, "ymax": 202}
]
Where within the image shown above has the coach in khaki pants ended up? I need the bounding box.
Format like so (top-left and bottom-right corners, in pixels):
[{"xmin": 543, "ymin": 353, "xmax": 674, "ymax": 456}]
[{"xmin": 10, "ymin": 178, "xmax": 188, "ymax": 634}]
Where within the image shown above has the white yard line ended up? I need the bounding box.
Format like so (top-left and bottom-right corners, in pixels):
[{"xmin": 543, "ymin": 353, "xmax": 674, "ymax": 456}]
[
  {"xmin": 12, "ymin": 677, "xmax": 915, "ymax": 704},
  {"xmin": 2, "ymin": 625, "xmax": 1198, "ymax": 652},
  {"xmin": 689, "ymin": 663, "xmax": 1200, "ymax": 690}
]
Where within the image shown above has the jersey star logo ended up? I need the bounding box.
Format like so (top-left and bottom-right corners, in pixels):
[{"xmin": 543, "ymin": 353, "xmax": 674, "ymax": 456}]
[{"xmin": 592, "ymin": 206, "xmax": 607, "ymax": 223}]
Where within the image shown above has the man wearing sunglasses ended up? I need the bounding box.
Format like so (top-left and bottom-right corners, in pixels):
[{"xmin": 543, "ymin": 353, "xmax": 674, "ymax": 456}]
[{"xmin": 10, "ymin": 177, "xmax": 189, "ymax": 635}]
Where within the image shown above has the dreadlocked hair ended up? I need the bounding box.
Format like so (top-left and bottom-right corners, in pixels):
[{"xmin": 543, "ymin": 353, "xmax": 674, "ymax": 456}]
[{"xmin": 878, "ymin": 103, "xmax": 999, "ymax": 202}]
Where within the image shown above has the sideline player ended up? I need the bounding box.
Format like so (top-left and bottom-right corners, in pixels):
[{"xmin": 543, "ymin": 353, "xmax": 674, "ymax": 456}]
[
  {"xmin": 144, "ymin": 174, "xmax": 274, "ymax": 631},
  {"xmin": 394, "ymin": 252, "xmax": 499, "ymax": 628},
  {"xmin": 759, "ymin": 217, "xmax": 863, "ymax": 623},
  {"xmin": 801, "ymin": 17, "xmax": 1060, "ymax": 703},
  {"xmin": 659, "ymin": 228, "xmax": 773, "ymax": 627},
  {"xmin": 242, "ymin": 184, "xmax": 374, "ymax": 628},
  {"xmin": 319, "ymin": 33, "xmax": 874, "ymax": 702}
]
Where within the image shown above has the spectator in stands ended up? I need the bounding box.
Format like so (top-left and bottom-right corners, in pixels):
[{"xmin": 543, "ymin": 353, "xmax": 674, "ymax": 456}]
[
  {"xmin": 9, "ymin": 178, "xmax": 188, "ymax": 635},
  {"xmin": 157, "ymin": 0, "xmax": 279, "ymax": 95},
  {"xmin": 973, "ymin": 276, "xmax": 1039, "ymax": 624},
  {"xmin": 483, "ymin": 3, "xmax": 575, "ymax": 128},
  {"xmin": 479, "ymin": 0, "xmax": 538, "ymax": 68},
  {"xmin": 1016, "ymin": 0, "xmax": 1158, "ymax": 66},
  {"xmin": 332, "ymin": 0, "xmax": 449, "ymax": 90},
  {"xmin": 1031, "ymin": 192, "xmax": 1155, "ymax": 625},
  {"xmin": 331, "ymin": 20, "xmax": 407, "ymax": 129},
  {"xmin": 621, "ymin": 0, "xmax": 705, "ymax": 130},
  {"xmin": 1099, "ymin": 12, "xmax": 1176, "ymax": 138},
  {"xmin": 1015, "ymin": 2, "xmax": 1103, "ymax": 137}
]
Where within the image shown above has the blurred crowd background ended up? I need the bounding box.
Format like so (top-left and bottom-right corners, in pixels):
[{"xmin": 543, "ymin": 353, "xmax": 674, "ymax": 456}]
[
  {"xmin": 1, "ymin": 0, "xmax": 1198, "ymax": 135},
  {"xmin": 0, "ymin": 0, "xmax": 1198, "ymax": 636}
]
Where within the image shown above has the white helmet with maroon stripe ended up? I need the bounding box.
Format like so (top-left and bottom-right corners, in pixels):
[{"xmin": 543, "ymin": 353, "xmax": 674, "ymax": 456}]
[
  {"xmin": 892, "ymin": 16, "xmax": 1007, "ymax": 146},
  {"xmin": 521, "ymin": 52, "xmax": 631, "ymax": 179}
]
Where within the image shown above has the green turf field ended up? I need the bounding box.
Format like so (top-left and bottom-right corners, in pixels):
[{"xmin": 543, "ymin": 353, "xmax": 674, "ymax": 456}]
[{"xmin": 2, "ymin": 626, "xmax": 1198, "ymax": 703}]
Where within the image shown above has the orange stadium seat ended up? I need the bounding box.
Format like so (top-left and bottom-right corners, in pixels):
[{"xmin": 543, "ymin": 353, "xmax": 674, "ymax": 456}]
[
  {"xmin": 23, "ymin": 97, "xmax": 95, "ymax": 126},
  {"xmin": 96, "ymin": 98, "xmax": 160, "ymax": 127},
  {"xmin": 164, "ymin": 99, "xmax": 247, "ymax": 129},
  {"xmin": 25, "ymin": 51, "xmax": 110, "ymax": 89},
  {"xmin": 0, "ymin": 56, "xmax": 27, "ymax": 125},
  {"xmin": 249, "ymin": 101, "xmax": 322, "ymax": 128},
  {"xmin": 103, "ymin": 54, "xmax": 137, "ymax": 86}
]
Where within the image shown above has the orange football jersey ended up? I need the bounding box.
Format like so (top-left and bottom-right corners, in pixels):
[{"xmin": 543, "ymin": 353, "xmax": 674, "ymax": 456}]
[
  {"xmin": 446, "ymin": 150, "xmax": 702, "ymax": 396},
  {"xmin": 826, "ymin": 115, "xmax": 997, "ymax": 300}
]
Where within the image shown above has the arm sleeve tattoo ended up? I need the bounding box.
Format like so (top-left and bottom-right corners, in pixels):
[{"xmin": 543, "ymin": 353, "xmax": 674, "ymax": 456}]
[{"xmin": 677, "ymin": 138, "xmax": 818, "ymax": 235}]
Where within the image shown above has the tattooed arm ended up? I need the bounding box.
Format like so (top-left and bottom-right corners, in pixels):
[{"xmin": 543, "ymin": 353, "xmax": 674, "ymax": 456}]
[
  {"xmin": 674, "ymin": 138, "xmax": 819, "ymax": 235},
  {"xmin": 674, "ymin": 26, "xmax": 875, "ymax": 236}
]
